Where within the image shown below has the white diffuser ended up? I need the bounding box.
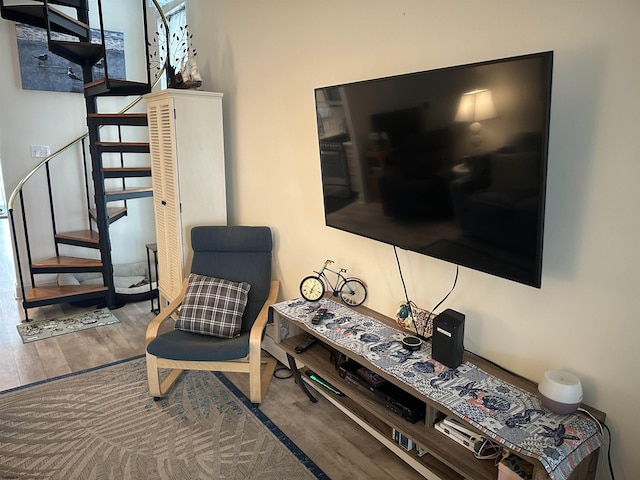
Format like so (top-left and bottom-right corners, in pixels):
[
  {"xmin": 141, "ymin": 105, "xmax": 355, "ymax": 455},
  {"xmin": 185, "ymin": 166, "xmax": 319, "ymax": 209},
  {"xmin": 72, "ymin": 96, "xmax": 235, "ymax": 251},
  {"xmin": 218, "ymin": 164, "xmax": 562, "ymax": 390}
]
[{"xmin": 537, "ymin": 370, "xmax": 583, "ymax": 415}]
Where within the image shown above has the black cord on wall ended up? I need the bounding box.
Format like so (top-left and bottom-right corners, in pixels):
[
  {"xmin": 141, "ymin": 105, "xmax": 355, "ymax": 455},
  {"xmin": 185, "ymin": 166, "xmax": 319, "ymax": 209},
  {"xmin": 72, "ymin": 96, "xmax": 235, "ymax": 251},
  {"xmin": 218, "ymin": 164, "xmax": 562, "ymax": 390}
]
[{"xmin": 393, "ymin": 246, "xmax": 459, "ymax": 337}]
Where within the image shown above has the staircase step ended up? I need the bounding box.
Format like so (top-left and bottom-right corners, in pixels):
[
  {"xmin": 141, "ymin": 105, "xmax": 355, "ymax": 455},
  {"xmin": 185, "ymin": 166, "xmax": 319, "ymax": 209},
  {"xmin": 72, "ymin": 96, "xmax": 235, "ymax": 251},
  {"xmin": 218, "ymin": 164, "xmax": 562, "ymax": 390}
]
[
  {"xmin": 31, "ymin": 255, "xmax": 103, "ymax": 274},
  {"xmin": 55, "ymin": 229, "xmax": 100, "ymax": 249},
  {"xmin": 0, "ymin": 4, "xmax": 89, "ymax": 38},
  {"xmin": 102, "ymin": 167, "xmax": 152, "ymax": 178},
  {"xmin": 50, "ymin": 40, "xmax": 104, "ymax": 67},
  {"xmin": 97, "ymin": 142, "xmax": 150, "ymax": 154},
  {"xmin": 105, "ymin": 187, "xmax": 153, "ymax": 202},
  {"xmin": 88, "ymin": 113, "xmax": 148, "ymax": 126},
  {"xmin": 25, "ymin": 285, "xmax": 108, "ymax": 309},
  {"xmin": 85, "ymin": 78, "xmax": 151, "ymax": 97},
  {"xmin": 90, "ymin": 206, "xmax": 128, "ymax": 224},
  {"xmin": 47, "ymin": 1, "xmax": 87, "ymax": 8}
]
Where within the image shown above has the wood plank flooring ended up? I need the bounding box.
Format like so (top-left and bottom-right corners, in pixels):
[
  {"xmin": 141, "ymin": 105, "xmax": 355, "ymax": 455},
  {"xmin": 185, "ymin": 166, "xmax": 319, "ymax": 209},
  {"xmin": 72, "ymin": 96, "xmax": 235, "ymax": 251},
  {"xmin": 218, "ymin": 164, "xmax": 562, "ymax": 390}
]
[{"xmin": 0, "ymin": 218, "xmax": 423, "ymax": 479}]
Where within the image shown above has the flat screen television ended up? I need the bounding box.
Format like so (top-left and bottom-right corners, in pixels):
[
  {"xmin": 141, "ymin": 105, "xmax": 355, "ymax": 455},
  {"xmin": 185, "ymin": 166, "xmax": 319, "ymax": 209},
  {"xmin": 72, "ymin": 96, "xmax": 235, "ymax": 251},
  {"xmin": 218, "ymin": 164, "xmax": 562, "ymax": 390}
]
[{"xmin": 314, "ymin": 51, "xmax": 553, "ymax": 288}]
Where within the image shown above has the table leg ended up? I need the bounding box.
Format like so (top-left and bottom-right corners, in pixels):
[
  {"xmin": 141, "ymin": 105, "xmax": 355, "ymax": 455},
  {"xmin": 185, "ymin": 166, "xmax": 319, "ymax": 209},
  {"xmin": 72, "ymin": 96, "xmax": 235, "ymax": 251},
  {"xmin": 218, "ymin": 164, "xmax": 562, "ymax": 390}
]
[{"xmin": 287, "ymin": 353, "xmax": 318, "ymax": 403}]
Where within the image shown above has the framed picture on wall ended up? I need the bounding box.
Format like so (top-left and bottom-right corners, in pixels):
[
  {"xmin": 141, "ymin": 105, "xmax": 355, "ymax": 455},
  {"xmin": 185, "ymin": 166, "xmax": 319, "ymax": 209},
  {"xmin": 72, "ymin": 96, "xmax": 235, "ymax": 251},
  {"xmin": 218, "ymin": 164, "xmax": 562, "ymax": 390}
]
[{"xmin": 15, "ymin": 23, "xmax": 126, "ymax": 94}]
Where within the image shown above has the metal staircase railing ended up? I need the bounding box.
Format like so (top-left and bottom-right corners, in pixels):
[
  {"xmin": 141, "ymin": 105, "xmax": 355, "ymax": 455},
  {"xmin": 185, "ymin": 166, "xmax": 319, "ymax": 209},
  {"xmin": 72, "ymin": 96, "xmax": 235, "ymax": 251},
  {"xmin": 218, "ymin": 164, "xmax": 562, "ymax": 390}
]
[{"xmin": 5, "ymin": 0, "xmax": 169, "ymax": 320}]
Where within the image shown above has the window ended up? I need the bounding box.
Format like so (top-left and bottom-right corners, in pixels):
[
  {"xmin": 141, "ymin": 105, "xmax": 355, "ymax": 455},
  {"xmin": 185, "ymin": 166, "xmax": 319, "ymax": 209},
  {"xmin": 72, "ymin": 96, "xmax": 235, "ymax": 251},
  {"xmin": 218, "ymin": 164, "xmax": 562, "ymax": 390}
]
[
  {"xmin": 164, "ymin": 3, "xmax": 187, "ymax": 68},
  {"xmin": 149, "ymin": 0, "xmax": 187, "ymax": 88}
]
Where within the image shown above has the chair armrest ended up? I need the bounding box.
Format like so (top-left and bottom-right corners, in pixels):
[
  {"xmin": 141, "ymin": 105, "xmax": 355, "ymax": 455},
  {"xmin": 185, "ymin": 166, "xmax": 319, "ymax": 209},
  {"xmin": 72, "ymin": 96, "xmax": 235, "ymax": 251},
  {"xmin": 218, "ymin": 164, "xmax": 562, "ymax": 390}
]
[
  {"xmin": 145, "ymin": 278, "xmax": 189, "ymax": 346},
  {"xmin": 249, "ymin": 280, "xmax": 280, "ymax": 349}
]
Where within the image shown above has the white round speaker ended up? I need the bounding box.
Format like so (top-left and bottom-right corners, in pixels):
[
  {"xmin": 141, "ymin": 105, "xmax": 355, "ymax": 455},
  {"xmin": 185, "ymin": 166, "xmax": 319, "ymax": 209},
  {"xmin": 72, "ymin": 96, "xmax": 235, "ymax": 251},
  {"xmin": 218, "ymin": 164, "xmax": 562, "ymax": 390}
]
[{"xmin": 537, "ymin": 370, "xmax": 583, "ymax": 415}]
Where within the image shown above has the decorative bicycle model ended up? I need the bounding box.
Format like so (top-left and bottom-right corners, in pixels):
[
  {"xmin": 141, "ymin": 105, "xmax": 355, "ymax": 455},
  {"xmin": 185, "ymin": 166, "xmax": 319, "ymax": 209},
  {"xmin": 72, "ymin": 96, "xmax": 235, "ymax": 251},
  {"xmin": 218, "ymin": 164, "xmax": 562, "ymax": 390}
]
[{"xmin": 299, "ymin": 259, "xmax": 368, "ymax": 306}]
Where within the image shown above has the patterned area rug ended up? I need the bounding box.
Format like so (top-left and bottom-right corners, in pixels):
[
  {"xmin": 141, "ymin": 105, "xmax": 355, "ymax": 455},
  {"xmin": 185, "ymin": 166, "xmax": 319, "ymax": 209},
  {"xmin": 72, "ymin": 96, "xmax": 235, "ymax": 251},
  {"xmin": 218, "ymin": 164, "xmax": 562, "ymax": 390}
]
[
  {"xmin": 0, "ymin": 357, "xmax": 327, "ymax": 480},
  {"xmin": 16, "ymin": 307, "xmax": 119, "ymax": 343}
]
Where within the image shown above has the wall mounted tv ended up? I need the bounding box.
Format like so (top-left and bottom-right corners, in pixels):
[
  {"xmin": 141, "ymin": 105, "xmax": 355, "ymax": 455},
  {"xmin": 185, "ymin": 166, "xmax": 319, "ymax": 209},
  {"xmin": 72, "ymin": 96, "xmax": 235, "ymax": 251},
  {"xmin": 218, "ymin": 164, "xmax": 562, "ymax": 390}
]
[{"xmin": 314, "ymin": 51, "xmax": 553, "ymax": 288}]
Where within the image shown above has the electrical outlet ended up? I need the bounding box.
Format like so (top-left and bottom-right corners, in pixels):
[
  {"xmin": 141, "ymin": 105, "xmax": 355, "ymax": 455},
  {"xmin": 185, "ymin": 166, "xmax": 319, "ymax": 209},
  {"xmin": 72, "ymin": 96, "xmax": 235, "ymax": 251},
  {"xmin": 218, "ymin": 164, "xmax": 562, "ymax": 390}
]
[{"xmin": 30, "ymin": 145, "xmax": 51, "ymax": 158}]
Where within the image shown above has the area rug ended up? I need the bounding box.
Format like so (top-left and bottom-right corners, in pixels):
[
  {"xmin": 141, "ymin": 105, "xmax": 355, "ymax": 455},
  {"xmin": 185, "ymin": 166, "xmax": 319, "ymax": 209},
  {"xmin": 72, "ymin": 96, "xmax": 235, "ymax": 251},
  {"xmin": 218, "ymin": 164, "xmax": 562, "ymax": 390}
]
[
  {"xmin": 15, "ymin": 307, "xmax": 119, "ymax": 343},
  {"xmin": 0, "ymin": 356, "xmax": 327, "ymax": 480}
]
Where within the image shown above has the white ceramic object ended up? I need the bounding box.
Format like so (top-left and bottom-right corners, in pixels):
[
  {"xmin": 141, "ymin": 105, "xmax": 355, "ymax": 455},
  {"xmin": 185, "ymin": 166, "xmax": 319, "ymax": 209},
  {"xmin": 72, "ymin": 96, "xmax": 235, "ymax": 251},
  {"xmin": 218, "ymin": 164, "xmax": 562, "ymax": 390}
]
[{"xmin": 537, "ymin": 369, "xmax": 583, "ymax": 414}]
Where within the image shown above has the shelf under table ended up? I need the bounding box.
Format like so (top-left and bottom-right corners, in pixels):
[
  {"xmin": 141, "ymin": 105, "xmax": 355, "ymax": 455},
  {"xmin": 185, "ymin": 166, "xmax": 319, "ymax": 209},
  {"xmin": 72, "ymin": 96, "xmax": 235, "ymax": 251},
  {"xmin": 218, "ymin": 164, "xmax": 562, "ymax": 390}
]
[
  {"xmin": 272, "ymin": 299, "xmax": 605, "ymax": 480},
  {"xmin": 281, "ymin": 334, "xmax": 497, "ymax": 480}
]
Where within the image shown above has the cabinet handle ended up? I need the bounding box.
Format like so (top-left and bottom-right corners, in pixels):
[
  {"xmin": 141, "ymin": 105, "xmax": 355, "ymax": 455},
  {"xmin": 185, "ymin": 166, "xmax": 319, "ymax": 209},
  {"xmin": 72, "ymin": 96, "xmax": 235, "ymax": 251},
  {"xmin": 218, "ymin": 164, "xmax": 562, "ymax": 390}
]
[{"xmin": 161, "ymin": 200, "xmax": 167, "ymax": 205}]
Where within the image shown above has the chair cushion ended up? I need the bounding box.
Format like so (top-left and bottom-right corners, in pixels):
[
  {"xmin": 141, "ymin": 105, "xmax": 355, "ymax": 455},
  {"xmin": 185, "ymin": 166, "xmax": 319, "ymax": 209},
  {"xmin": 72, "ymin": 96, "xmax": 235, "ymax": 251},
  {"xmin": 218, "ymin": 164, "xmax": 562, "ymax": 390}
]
[
  {"xmin": 147, "ymin": 329, "xmax": 251, "ymax": 361},
  {"xmin": 175, "ymin": 273, "xmax": 251, "ymax": 338}
]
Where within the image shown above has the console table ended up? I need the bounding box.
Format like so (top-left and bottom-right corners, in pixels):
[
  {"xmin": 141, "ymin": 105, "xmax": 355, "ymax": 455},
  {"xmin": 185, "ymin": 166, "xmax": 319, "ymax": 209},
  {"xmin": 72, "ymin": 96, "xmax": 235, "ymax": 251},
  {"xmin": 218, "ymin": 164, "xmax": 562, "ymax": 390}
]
[{"xmin": 270, "ymin": 297, "xmax": 605, "ymax": 480}]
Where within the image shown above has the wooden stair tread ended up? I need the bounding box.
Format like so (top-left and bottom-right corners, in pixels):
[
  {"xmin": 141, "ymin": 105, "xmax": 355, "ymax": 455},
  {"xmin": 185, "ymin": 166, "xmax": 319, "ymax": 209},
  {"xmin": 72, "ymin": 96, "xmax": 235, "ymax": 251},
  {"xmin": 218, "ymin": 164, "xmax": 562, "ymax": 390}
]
[
  {"xmin": 106, "ymin": 186, "xmax": 153, "ymax": 192},
  {"xmin": 90, "ymin": 206, "xmax": 128, "ymax": 221},
  {"xmin": 84, "ymin": 78, "xmax": 151, "ymax": 97},
  {"xmin": 88, "ymin": 113, "xmax": 148, "ymax": 126},
  {"xmin": 32, "ymin": 256, "xmax": 102, "ymax": 269},
  {"xmin": 102, "ymin": 167, "xmax": 152, "ymax": 178},
  {"xmin": 55, "ymin": 229, "xmax": 100, "ymax": 244},
  {"xmin": 96, "ymin": 142, "xmax": 150, "ymax": 153},
  {"xmin": 106, "ymin": 187, "xmax": 153, "ymax": 195},
  {"xmin": 89, "ymin": 113, "xmax": 147, "ymax": 118},
  {"xmin": 26, "ymin": 285, "xmax": 107, "ymax": 303},
  {"xmin": 46, "ymin": 4, "xmax": 89, "ymax": 30},
  {"xmin": 96, "ymin": 142, "xmax": 149, "ymax": 147},
  {"xmin": 0, "ymin": 4, "xmax": 88, "ymax": 37},
  {"xmin": 50, "ymin": 40, "xmax": 104, "ymax": 65},
  {"xmin": 102, "ymin": 167, "xmax": 151, "ymax": 172}
]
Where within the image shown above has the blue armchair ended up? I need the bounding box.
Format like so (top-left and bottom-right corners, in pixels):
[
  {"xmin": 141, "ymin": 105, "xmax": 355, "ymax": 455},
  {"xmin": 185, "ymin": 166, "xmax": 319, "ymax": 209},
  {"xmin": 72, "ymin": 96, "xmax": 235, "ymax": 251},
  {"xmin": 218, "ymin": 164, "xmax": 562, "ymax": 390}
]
[{"xmin": 145, "ymin": 226, "xmax": 279, "ymax": 404}]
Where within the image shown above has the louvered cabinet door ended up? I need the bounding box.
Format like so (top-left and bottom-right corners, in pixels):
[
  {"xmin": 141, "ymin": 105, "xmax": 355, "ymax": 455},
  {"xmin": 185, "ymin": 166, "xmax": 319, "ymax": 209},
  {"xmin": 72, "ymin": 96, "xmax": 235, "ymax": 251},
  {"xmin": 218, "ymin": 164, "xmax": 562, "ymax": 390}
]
[
  {"xmin": 145, "ymin": 90, "xmax": 227, "ymax": 307},
  {"xmin": 148, "ymin": 95, "xmax": 184, "ymax": 303}
]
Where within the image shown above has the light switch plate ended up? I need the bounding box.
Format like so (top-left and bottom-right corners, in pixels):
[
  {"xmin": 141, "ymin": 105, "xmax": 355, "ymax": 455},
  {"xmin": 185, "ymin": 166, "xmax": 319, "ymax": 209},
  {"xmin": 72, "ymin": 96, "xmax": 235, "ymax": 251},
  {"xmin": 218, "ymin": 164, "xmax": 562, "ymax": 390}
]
[{"xmin": 30, "ymin": 145, "xmax": 51, "ymax": 158}]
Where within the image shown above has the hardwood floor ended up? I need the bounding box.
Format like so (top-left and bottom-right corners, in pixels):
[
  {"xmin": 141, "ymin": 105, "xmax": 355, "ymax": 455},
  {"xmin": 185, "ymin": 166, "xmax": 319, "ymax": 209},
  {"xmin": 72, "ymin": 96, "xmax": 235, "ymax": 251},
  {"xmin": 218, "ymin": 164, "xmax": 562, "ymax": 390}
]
[{"xmin": 0, "ymin": 218, "xmax": 423, "ymax": 479}]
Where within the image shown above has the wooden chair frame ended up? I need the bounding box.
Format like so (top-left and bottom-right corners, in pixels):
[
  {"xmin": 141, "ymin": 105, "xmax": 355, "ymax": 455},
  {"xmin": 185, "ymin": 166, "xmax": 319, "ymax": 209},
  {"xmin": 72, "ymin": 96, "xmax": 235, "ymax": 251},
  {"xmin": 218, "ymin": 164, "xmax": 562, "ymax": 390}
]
[{"xmin": 145, "ymin": 279, "xmax": 280, "ymax": 404}]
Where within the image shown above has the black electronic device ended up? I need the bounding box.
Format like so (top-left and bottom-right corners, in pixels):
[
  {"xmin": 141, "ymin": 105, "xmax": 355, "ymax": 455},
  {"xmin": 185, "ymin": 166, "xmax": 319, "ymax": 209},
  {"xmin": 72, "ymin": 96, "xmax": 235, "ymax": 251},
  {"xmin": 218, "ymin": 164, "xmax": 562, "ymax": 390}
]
[
  {"xmin": 381, "ymin": 388, "xmax": 426, "ymax": 424},
  {"xmin": 314, "ymin": 51, "xmax": 553, "ymax": 288},
  {"xmin": 338, "ymin": 359, "xmax": 425, "ymax": 423},
  {"xmin": 305, "ymin": 370, "xmax": 345, "ymax": 396},
  {"xmin": 356, "ymin": 366, "xmax": 387, "ymax": 388},
  {"xmin": 431, "ymin": 309, "xmax": 465, "ymax": 369},
  {"xmin": 339, "ymin": 360, "xmax": 377, "ymax": 392},
  {"xmin": 295, "ymin": 336, "xmax": 318, "ymax": 353},
  {"xmin": 311, "ymin": 307, "xmax": 328, "ymax": 325},
  {"xmin": 402, "ymin": 335, "xmax": 422, "ymax": 351}
]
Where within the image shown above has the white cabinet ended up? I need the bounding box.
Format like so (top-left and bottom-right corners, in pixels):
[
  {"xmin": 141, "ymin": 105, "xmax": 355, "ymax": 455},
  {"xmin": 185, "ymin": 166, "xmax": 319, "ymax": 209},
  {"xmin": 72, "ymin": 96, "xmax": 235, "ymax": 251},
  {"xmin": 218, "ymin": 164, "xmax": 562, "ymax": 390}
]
[{"xmin": 145, "ymin": 90, "xmax": 227, "ymax": 304}]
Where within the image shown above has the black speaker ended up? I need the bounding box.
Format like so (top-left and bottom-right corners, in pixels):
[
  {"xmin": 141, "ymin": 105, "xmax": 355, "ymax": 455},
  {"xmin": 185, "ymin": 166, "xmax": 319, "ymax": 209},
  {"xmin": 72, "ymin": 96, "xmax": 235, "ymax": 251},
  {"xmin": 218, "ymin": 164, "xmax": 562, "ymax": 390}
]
[{"xmin": 431, "ymin": 309, "xmax": 465, "ymax": 368}]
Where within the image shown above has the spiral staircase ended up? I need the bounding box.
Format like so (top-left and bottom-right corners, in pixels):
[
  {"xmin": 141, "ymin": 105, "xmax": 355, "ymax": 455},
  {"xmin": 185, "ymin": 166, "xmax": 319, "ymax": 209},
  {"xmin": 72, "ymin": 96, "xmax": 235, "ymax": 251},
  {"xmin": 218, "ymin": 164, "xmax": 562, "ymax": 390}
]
[{"xmin": 1, "ymin": 0, "xmax": 163, "ymax": 320}]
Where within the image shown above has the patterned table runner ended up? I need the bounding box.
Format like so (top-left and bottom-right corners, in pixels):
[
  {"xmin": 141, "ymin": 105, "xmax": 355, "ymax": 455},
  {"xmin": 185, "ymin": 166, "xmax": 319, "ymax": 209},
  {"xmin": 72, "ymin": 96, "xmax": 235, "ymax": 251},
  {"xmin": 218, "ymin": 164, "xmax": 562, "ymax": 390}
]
[{"xmin": 272, "ymin": 298, "xmax": 603, "ymax": 480}]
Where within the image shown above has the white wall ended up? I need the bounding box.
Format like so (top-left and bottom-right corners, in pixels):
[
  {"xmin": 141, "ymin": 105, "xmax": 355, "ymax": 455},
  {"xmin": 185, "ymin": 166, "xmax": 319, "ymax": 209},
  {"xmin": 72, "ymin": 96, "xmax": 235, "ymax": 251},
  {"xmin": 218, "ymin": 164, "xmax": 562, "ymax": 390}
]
[
  {"xmin": 0, "ymin": 0, "xmax": 155, "ymax": 288},
  {"xmin": 190, "ymin": 1, "xmax": 640, "ymax": 478}
]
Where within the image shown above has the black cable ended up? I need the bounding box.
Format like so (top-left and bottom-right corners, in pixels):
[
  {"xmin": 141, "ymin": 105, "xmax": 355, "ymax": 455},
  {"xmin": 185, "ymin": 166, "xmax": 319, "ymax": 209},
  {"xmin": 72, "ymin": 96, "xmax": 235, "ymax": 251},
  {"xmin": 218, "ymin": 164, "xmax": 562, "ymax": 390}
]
[
  {"xmin": 394, "ymin": 246, "xmax": 461, "ymax": 337},
  {"xmin": 603, "ymin": 422, "xmax": 615, "ymax": 480},
  {"xmin": 393, "ymin": 246, "xmax": 420, "ymax": 334},
  {"xmin": 273, "ymin": 365, "xmax": 292, "ymax": 379},
  {"xmin": 576, "ymin": 408, "xmax": 614, "ymax": 479},
  {"xmin": 423, "ymin": 265, "xmax": 459, "ymax": 337}
]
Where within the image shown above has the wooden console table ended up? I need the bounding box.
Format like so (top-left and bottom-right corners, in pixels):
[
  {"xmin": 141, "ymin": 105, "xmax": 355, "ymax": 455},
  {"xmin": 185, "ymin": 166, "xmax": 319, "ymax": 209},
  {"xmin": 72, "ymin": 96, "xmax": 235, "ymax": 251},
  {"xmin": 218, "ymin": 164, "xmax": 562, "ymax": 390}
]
[{"xmin": 270, "ymin": 298, "xmax": 605, "ymax": 480}]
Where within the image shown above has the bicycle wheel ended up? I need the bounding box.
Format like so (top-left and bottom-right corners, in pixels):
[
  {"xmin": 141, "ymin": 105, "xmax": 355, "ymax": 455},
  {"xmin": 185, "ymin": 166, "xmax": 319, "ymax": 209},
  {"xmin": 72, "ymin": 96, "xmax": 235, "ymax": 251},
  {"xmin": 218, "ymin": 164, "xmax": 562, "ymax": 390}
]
[
  {"xmin": 339, "ymin": 278, "xmax": 367, "ymax": 306},
  {"xmin": 300, "ymin": 275, "xmax": 325, "ymax": 301}
]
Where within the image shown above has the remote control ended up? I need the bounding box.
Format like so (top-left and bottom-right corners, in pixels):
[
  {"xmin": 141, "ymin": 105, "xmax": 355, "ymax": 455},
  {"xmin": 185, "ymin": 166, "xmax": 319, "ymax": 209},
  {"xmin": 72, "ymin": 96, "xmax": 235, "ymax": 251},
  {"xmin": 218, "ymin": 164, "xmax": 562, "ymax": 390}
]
[
  {"xmin": 295, "ymin": 336, "xmax": 318, "ymax": 353},
  {"xmin": 311, "ymin": 307, "xmax": 328, "ymax": 325}
]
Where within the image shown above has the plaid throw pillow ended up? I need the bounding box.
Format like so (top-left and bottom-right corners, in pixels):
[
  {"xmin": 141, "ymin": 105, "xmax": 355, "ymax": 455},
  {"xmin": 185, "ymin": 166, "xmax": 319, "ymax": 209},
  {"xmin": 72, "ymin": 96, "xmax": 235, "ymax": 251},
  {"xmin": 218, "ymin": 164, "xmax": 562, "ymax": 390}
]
[{"xmin": 176, "ymin": 274, "xmax": 251, "ymax": 338}]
